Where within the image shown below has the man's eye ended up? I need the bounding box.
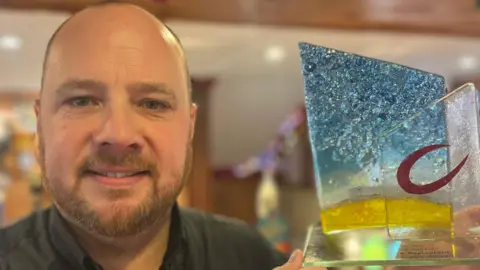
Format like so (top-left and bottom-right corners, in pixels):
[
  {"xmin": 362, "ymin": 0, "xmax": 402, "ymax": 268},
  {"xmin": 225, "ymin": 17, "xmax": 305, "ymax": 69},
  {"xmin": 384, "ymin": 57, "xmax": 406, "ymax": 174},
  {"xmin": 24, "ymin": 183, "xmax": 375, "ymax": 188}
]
[
  {"xmin": 68, "ymin": 97, "xmax": 96, "ymax": 107},
  {"xmin": 140, "ymin": 100, "xmax": 170, "ymax": 110}
]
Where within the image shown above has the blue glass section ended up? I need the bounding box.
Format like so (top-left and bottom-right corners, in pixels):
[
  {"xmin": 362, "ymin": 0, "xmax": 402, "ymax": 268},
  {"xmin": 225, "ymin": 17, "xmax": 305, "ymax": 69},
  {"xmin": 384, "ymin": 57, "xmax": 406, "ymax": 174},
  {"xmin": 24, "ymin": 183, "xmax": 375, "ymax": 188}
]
[{"xmin": 299, "ymin": 42, "xmax": 446, "ymax": 194}]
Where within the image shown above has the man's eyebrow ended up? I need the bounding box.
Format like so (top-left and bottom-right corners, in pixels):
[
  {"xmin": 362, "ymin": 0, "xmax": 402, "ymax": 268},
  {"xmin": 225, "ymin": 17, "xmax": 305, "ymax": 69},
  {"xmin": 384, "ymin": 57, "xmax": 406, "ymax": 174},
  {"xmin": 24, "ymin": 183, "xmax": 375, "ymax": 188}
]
[
  {"xmin": 127, "ymin": 82, "xmax": 175, "ymax": 98},
  {"xmin": 55, "ymin": 79, "xmax": 107, "ymax": 96}
]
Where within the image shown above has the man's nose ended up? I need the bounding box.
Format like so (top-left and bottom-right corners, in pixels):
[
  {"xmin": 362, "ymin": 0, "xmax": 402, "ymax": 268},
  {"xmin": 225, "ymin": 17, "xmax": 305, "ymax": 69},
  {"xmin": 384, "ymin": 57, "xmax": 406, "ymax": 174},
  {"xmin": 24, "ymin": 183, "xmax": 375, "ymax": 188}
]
[{"xmin": 92, "ymin": 107, "xmax": 143, "ymax": 153}]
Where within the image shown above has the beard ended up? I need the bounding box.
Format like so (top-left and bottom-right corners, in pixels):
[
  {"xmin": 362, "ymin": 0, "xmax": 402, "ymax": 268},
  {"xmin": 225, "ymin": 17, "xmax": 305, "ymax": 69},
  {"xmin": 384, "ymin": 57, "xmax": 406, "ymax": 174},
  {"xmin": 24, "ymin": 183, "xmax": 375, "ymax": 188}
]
[{"xmin": 38, "ymin": 130, "xmax": 192, "ymax": 237}]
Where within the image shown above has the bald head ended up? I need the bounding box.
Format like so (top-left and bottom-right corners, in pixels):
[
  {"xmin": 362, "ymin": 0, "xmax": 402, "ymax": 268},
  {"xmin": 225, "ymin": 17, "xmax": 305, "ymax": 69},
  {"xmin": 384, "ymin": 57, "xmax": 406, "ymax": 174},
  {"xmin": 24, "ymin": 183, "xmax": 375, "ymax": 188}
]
[{"xmin": 41, "ymin": 1, "xmax": 190, "ymax": 96}]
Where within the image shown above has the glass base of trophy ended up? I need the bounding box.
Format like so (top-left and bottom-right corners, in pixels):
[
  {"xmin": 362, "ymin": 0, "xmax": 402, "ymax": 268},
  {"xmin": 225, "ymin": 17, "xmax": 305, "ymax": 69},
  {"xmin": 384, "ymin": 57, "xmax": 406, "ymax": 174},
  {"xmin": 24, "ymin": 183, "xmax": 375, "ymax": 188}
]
[{"xmin": 303, "ymin": 223, "xmax": 480, "ymax": 268}]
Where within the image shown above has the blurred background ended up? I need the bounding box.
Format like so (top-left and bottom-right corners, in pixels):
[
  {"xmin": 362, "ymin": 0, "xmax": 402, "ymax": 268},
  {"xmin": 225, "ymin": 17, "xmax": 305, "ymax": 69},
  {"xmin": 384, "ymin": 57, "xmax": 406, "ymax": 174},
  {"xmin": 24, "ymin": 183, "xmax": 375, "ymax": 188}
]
[{"xmin": 1, "ymin": 0, "xmax": 480, "ymax": 264}]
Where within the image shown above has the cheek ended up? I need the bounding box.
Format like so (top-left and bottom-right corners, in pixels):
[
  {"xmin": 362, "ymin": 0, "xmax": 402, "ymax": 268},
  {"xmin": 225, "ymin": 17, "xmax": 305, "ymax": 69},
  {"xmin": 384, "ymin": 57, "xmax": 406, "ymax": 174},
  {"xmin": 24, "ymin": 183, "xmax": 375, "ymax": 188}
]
[
  {"xmin": 153, "ymin": 121, "xmax": 190, "ymax": 177},
  {"xmin": 42, "ymin": 119, "xmax": 88, "ymax": 182}
]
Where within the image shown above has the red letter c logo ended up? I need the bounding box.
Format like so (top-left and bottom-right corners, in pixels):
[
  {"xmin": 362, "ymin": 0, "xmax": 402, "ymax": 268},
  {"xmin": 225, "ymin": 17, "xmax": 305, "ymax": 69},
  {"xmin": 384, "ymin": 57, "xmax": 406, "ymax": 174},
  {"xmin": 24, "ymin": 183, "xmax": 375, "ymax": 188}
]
[{"xmin": 397, "ymin": 144, "xmax": 468, "ymax": 195}]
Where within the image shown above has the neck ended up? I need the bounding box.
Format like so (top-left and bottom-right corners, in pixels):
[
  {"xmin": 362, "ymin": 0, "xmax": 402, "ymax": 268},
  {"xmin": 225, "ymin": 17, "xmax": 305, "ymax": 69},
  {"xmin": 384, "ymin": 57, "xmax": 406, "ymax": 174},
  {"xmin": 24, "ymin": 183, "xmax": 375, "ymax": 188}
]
[{"xmin": 70, "ymin": 212, "xmax": 172, "ymax": 270}]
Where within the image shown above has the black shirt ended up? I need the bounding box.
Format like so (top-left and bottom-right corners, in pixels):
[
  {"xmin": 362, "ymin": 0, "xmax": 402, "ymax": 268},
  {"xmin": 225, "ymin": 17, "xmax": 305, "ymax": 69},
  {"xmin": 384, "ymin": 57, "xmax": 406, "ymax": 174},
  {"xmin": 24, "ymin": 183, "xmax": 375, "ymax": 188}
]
[{"xmin": 0, "ymin": 204, "xmax": 287, "ymax": 270}]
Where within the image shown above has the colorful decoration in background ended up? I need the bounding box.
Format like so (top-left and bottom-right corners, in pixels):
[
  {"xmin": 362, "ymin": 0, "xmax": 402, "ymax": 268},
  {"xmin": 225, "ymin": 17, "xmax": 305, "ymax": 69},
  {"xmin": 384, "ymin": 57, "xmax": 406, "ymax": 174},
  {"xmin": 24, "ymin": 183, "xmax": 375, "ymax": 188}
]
[
  {"xmin": 255, "ymin": 170, "xmax": 291, "ymax": 254},
  {"xmin": 232, "ymin": 106, "xmax": 307, "ymax": 253},
  {"xmin": 12, "ymin": 101, "xmax": 36, "ymax": 133},
  {"xmin": 232, "ymin": 105, "xmax": 306, "ymax": 178},
  {"xmin": 1, "ymin": 100, "xmax": 44, "ymax": 216},
  {"xmin": 229, "ymin": 104, "xmax": 307, "ymax": 253}
]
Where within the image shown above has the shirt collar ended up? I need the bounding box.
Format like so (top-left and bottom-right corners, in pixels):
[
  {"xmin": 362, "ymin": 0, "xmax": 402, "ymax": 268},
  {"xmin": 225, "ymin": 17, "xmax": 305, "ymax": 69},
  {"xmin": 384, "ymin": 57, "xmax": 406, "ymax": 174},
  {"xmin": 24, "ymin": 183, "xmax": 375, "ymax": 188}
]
[{"xmin": 48, "ymin": 203, "xmax": 185, "ymax": 269}]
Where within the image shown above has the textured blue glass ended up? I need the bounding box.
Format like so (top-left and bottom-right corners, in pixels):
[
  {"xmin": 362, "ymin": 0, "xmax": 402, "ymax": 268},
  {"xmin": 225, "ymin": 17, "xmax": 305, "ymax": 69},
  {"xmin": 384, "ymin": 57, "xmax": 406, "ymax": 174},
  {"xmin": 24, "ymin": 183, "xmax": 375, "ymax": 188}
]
[{"xmin": 299, "ymin": 42, "xmax": 446, "ymax": 192}]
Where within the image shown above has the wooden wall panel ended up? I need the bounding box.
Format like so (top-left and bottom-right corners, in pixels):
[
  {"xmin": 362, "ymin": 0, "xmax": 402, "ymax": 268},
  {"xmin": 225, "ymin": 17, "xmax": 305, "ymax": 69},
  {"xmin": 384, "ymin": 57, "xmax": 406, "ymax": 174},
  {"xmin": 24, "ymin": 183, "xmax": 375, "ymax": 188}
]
[
  {"xmin": 4, "ymin": 0, "xmax": 480, "ymax": 36},
  {"xmin": 212, "ymin": 172, "xmax": 261, "ymax": 224},
  {"xmin": 452, "ymin": 74, "xmax": 480, "ymax": 90},
  {"xmin": 184, "ymin": 78, "xmax": 215, "ymax": 212}
]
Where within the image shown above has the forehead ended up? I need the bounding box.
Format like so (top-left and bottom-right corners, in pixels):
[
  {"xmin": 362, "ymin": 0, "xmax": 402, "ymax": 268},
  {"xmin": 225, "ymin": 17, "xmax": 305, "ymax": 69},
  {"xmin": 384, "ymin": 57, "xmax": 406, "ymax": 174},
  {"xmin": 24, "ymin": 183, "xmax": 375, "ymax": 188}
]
[{"xmin": 43, "ymin": 19, "xmax": 186, "ymax": 97}]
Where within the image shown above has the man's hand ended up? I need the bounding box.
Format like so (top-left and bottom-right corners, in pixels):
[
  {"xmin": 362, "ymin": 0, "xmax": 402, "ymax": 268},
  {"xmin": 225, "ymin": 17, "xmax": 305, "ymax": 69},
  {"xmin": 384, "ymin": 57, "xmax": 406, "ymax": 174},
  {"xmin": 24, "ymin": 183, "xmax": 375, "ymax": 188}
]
[{"xmin": 273, "ymin": 250, "xmax": 327, "ymax": 270}]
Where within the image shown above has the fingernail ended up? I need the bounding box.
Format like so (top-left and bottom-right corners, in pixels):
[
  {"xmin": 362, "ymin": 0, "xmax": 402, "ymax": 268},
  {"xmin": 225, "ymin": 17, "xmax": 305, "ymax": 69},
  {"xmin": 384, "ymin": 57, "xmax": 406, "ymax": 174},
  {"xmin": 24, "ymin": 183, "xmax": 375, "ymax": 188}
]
[{"xmin": 288, "ymin": 251, "xmax": 297, "ymax": 263}]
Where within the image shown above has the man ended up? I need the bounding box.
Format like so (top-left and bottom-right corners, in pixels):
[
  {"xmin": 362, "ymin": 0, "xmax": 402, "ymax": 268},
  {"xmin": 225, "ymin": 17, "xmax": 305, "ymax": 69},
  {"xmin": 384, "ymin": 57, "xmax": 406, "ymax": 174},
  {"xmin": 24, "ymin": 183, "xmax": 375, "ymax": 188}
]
[{"xmin": 0, "ymin": 1, "xmax": 326, "ymax": 270}]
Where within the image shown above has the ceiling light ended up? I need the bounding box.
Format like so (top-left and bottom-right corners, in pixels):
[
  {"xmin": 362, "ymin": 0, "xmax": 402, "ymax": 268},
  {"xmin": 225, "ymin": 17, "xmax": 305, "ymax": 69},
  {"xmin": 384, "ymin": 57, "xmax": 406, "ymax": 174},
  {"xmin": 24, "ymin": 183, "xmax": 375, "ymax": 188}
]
[
  {"xmin": 457, "ymin": 55, "xmax": 478, "ymax": 71},
  {"xmin": 0, "ymin": 35, "xmax": 22, "ymax": 51},
  {"xmin": 264, "ymin": 46, "xmax": 286, "ymax": 64}
]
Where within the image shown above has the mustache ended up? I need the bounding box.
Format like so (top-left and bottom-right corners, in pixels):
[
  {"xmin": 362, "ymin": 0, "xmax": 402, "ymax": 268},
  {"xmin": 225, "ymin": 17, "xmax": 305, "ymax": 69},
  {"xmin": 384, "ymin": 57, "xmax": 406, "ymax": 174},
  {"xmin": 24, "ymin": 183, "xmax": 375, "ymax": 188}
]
[{"xmin": 78, "ymin": 150, "xmax": 157, "ymax": 176}]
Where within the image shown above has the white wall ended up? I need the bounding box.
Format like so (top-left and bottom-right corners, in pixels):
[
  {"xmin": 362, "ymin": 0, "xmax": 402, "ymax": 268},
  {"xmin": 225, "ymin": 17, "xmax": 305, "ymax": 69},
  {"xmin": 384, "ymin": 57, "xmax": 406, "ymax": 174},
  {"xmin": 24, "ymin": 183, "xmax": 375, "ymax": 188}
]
[{"xmin": 210, "ymin": 71, "xmax": 305, "ymax": 166}]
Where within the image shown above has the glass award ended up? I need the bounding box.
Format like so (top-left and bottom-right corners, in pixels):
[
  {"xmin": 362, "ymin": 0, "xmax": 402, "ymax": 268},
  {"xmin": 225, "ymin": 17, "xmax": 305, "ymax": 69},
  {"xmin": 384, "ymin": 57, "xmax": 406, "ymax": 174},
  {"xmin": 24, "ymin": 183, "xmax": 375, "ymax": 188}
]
[{"xmin": 299, "ymin": 42, "xmax": 480, "ymax": 267}]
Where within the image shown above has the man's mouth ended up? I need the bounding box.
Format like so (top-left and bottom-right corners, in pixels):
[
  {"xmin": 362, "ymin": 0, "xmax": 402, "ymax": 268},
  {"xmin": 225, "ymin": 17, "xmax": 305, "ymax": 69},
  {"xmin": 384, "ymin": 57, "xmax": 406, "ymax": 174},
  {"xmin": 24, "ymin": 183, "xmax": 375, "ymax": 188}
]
[
  {"xmin": 88, "ymin": 171, "xmax": 149, "ymax": 178},
  {"xmin": 84, "ymin": 169, "xmax": 150, "ymax": 187}
]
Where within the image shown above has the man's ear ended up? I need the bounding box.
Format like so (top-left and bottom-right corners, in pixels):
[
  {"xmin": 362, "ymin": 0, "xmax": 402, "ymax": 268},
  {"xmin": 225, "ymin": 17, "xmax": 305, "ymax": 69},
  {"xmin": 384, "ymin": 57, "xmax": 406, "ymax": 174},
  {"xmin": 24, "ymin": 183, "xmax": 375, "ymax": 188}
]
[
  {"xmin": 34, "ymin": 99, "xmax": 40, "ymax": 118},
  {"xmin": 189, "ymin": 103, "xmax": 198, "ymax": 141},
  {"xmin": 33, "ymin": 99, "xmax": 40, "ymax": 163}
]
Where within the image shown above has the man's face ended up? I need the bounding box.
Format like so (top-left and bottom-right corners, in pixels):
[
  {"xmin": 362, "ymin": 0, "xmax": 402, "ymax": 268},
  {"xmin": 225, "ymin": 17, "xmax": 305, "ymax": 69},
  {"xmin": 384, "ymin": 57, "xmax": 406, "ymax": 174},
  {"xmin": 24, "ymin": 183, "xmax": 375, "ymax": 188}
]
[{"xmin": 37, "ymin": 21, "xmax": 196, "ymax": 237}]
